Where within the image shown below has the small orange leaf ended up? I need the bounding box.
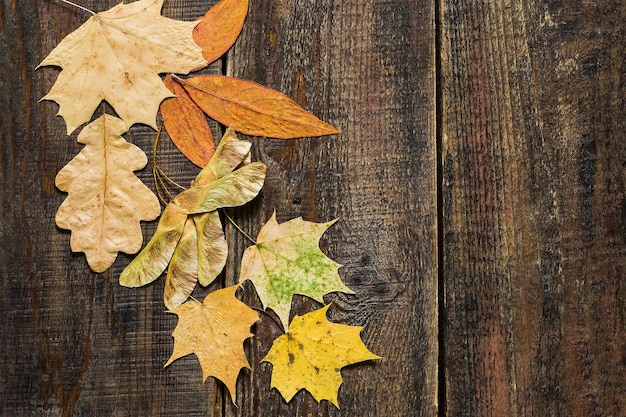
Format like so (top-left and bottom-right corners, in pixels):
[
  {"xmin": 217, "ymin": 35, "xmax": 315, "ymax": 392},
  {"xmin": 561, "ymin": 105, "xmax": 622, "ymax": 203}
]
[
  {"xmin": 161, "ymin": 75, "xmax": 215, "ymax": 167},
  {"xmin": 193, "ymin": 0, "xmax": 249, "ymax": 64},
  {"xmin": 178, "ymin": 74, "xmax": 339, "ymax": 138}
]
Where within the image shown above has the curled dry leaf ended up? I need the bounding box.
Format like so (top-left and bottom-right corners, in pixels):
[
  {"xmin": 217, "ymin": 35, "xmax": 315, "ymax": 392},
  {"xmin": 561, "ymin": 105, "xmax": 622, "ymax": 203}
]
[
  {"xmin": 193, "ymin": 0, "xmax": 249, "ymax": 64},
  {"xmin": 177, "ymin": 74, "xmax": 339, "ymax": 138},
  {"xmin": 239, "ymin": 213, "xmax": 354, "ymax": 328},
  {"xmin": 120, "ymin": 130, "xmax": 265, "ymax": 311},
  {"xmin": 38, "ymin": 0, "xmax": 207, "ymax": 134},
  {"xmin": 166, "ymin": 285, "xmax": 259, "ymax": 400},
  {"xmin": 55, "ymin": 114, "xmax": 161, "ymax": 273},
  {"xmin": 161, "ymin": 75, "xmax": 215, "ymax": 168},
  {"xmin": 263, "ymin": 305, "xmax": 381, "ymax": 407}
]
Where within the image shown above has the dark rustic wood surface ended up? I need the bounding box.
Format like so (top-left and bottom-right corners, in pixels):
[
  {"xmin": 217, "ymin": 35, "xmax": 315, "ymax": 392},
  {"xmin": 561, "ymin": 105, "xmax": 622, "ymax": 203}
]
[
  {"xmin": 441, "ymin": 1, "xmax": 625, "ymax": 416},
  {"xmin": 1, "ymin": 0, "xmax": 437, "ymax": 416},
  {"xmin": 2, "ymin": 0, "xmax": 624, "ymax": 416}
]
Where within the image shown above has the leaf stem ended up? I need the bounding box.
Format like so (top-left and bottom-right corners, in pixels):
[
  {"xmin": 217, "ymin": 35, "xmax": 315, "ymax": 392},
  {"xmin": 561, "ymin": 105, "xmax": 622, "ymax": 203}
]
[
  {"xmin": 223, "ymin": 211, "xmax": 256, "ymax": 244},
  {"xmin": 58, "ymin": 0, "xmax": 96, "ymax": 16}
]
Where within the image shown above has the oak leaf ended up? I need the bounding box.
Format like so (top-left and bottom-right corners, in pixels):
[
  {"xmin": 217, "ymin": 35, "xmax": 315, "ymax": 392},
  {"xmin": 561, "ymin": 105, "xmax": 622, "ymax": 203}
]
[
  {"xmin": 55, "ymin": 114, "xmax": 161, "ymax": 272},
  {"xmin": 193, "ymin": 0, "xmax": 249, "ymax": 64},
  {"xmin": 166, "ymin": 285, "xmax": 259, "ymax": 400},
  {"xmin": 161, "ymin": 74, "xmax": 215, "ymax": 167},
  {"xmin": 263, "ymin": 305, "xmax": 381, "ymax": 406},
  {"xmin": 239, "ymin": 214, "xmax": 354, "ymax": 328},
  {"xmin": 38, "ymin": 0, "xmax": 207, "ymax": 134},
  {"xmin": 176, "ymin": 74, "xmax": 339, "ymax": 138}
]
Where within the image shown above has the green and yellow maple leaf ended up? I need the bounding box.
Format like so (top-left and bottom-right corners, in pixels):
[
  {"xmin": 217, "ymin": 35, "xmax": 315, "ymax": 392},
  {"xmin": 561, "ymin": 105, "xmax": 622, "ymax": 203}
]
[
  {"xmin": 239, "ymin": 214, "xmax": 354, "ymax": 328},
  {"xmin": 166, "ymin": 285, "xmax": 259, "ymax": 400},
  {"xmin": 263, "ymin": 305, "xmax": 381, "ymax": 406}
]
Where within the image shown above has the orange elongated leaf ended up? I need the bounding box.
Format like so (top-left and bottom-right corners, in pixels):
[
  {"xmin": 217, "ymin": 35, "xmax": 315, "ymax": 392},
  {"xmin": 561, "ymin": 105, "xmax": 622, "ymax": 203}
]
[
  {"xmin": 161, "ymin": 75, "xmax": 214, "ymax": 167},
  {"xmin": 177, "ymin": 74, "xmax": 339, "ymax": 138},
  {"xmin": 38, "ymin": 0, "xmax": 207, "ymax": 134},
  {"xmin": 263, "ymin": 305, "xmax": 381, "ymax": 407},
  {"xmin": 166, "ymin": 285, "xmax": 259, "ymax": 400},
  {"xmin": 193, "ymin": 0, "xmax": 249, "ymax": 64},
  {"xmin": 55, "ymin": 114, "xmax": 160, "ymax": 273}
]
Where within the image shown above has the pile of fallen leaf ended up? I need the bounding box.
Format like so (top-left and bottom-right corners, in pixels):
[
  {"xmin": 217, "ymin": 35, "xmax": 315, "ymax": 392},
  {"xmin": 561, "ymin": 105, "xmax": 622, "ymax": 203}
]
[{"xmin": 39, "ymin": 0, "xmax": 379, "ymax": 407}]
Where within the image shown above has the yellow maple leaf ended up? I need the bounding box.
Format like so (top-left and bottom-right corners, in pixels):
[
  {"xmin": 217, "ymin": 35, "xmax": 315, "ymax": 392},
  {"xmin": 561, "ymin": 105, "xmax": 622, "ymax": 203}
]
[
  {"xmin": 263, "ymin": 305, "xmax": 381, "ymax": 407},
  {"xmin": 165, "ymin": 285, "xmax": 259, "ymax": 400},
  {"xmin": 38, "ymin": 0, "xmax": 207, "ymax": 134},
  {"xmin": 55, "ymin": 114, "xmax": 161, "ymax": 272}
]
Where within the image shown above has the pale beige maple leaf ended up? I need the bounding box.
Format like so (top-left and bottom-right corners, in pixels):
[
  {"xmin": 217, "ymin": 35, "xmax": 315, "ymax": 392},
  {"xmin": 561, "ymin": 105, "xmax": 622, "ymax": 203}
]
[
  {"xmin": 55, "ymin": 114, "xmax": 161, "ymax": 272},
  {"xmin": 38, "ymin": 0, "xmax": 207, "ymax": 134},
  {"xmin": 166, "ymin": 285, "xmax": 259, "ymax": 400}
]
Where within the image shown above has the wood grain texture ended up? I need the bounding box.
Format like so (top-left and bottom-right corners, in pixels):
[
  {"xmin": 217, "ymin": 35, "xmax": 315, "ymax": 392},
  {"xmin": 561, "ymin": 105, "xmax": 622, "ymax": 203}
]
[
  {"xmin": 1, "ymin": 1, "xmax": 218, "ymax": 416},
  {"xmin": 1, "ymin": 0, "xmax": 437, "ymax": 416},
  {"xmin": 441, "ymin": 1, "xmax": 625, "ymax": 416},
  {"xmin": 223, "ymin": 0, "xmax": 438, "ymax": 415}
]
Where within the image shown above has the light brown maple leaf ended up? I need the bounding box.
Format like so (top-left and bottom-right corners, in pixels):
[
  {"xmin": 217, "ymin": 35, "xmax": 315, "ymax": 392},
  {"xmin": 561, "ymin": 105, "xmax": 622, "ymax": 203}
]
[
  {"xmin": 38, "ymin": 0, "xmax": 207, "ymax": 134},
  {"xmin": 55, "ymin": 114, "xmax": 161, "ymax": 272},
  {"xmin": 263, "ymin": 305, "xmax": 381, "ymax": 407},
  {"xmin": 166, "ymin": 285, "xmax": 259, "ymax": 400}
]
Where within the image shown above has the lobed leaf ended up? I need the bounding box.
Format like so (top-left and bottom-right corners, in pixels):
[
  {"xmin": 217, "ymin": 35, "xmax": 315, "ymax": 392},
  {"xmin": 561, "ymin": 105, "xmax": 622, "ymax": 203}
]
[
  {"xmin": 263, "ymin": 305, "xmax": 381, "ymax": 407},
  {"xmin": 166, "ymin": 285, "xmax": 259, "ymax": 400},
  {"xmin": 55, "ymin": 114, "xmax": 160, "ymax": 273},
  {"xmin": 38, "ymin": 0, "xmax": 207, "ymax": 134},
  {"xmin": 239, "ymin": 213, "xmax": 354, "ymax": 328}
]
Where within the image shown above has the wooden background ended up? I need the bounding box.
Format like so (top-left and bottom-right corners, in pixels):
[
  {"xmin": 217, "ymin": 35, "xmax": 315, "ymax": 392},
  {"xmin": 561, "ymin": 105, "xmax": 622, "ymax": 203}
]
[{"xmin": 0, "ymin": 0, "xmax": 622, "ymax": 416}]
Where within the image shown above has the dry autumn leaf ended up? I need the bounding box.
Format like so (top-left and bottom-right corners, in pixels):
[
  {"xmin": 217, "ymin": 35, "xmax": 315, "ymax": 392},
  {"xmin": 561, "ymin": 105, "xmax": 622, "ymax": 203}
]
[
  {"xmin": 166, "ymin": 285, "xmax": 259, "ymax": 400},
  {"xmin": 239, "ymin": 213, "xmax": 354, "ymax": 328},
  {"xmin": 174, "ymin": 74, "xmax": 339, "ymax": 138},
  {"xmin": 263, "ymin": 305, "xmax": 381, "ymax": 406},
  {"xmin": 55, "ymin": 114, "xmax": 161, "ymax": 272},
  {"xmin": 161, "ymin": 74, "xmax": 215, "ymax": 167},
  {"xmin": 120, "ymin": 130, "xmax": 265, "ymax": 310},
  {"xmin": 38, "ymin": 0, "xmax": 207, "ymax": 134},
  {"xmin": 193, "ymin": 0, "xmax": 249, "ymax": 64}
]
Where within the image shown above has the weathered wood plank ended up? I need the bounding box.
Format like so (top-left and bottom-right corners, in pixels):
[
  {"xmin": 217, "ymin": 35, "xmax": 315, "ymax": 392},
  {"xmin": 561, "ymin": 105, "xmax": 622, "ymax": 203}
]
[
  {"xmin": 441, "ymin": 0, "xmax": 625, "ymax": 416},
  {"xmin": 223, "ymin": 0, "xmax": 438, "ymax": 415},
  {"xmin": 2, "ymin": 0, "xmax": 437, "ymax": 416},
  {"xmin": 1, "ymin": 1, "xmax": 218, "ymax": 416}
]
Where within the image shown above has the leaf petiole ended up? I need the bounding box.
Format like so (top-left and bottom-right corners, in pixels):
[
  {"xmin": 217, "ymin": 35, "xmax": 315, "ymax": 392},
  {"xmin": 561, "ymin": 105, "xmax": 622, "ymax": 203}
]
[
  {"xmin": 58, "ymin": 0, "xmax": 96, "ymax": 16},
  {"xmin": 223, "ymin": 210, "xmax": 256, "ymax": 244}
]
